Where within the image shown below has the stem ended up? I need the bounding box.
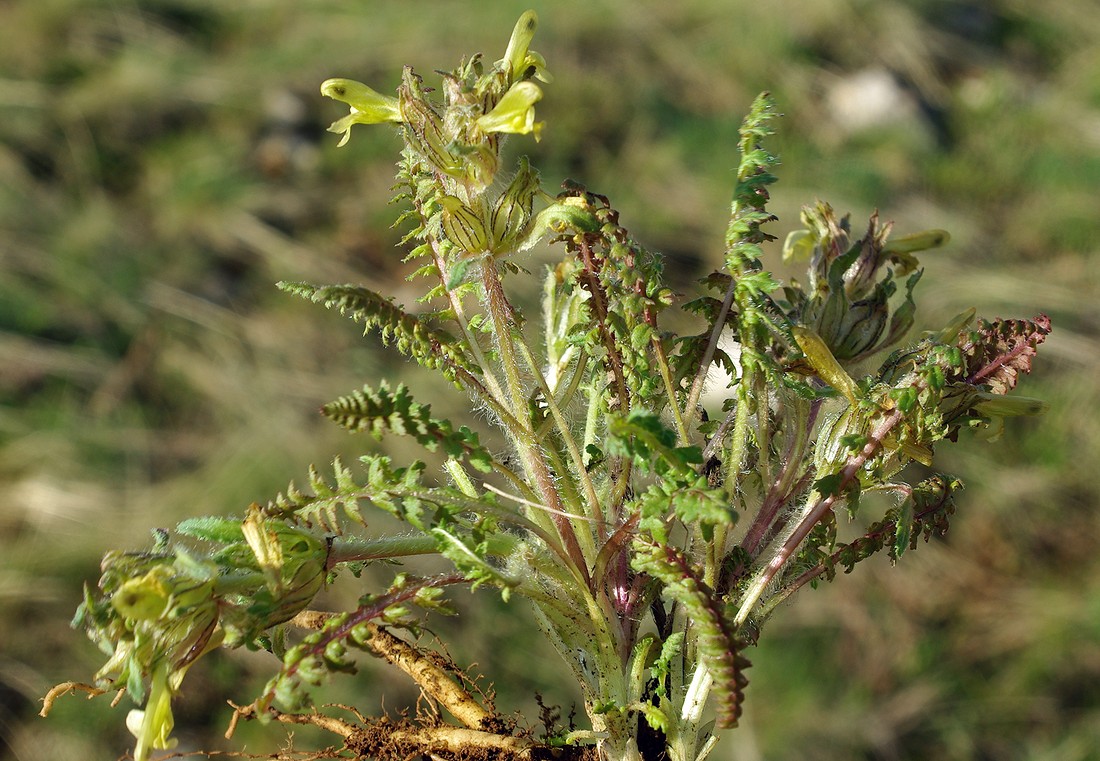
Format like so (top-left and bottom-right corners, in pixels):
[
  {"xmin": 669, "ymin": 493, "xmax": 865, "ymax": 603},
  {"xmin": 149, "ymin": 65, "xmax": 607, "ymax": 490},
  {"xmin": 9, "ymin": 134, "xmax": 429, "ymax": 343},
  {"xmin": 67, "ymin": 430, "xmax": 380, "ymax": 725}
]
[
  {"xmin": 652, "ymin": 335, "xmax": 690, "ymax": 443},
  {"xmin": 329, "ymin": 532, "xmax": 522, "ymax": 565},
  {"xmin": 536, "ymin": 352, "xmax": 588, "ymax": 439},
  {"xmin": 737, "ymin": 397, "xmax": 819, "ymax": 561},
  {"xmin": 422, "ymin": 228, "xmax": 508, "ymax": 409},
  {"xmin": 329, "ymin": 534, "xmax": 440, "ymax": 563},
  {"xmin": 701, "ymin": 375, "xmax": 751, "ymax": 589},
  {"xmin": 681, "ymin": 664, "xmax": 713, "ymax": 725},
  {"xmin": 733, "ymin": 405, "xmax": 905, "ymax": 628},
  {"xmin": 516, "ymin": 336, "xmax": 603, "ymax": 530},
  {"xmin": 481, "ymin": 259, "xmax": 591, "ymax": 586},
  {"xmin": 754, "ymin": 371, "xmax": 772, "ymax": 489},
  {"xmin": 682, "ymin": 281, "xmax": 736, "ymax": 427}
]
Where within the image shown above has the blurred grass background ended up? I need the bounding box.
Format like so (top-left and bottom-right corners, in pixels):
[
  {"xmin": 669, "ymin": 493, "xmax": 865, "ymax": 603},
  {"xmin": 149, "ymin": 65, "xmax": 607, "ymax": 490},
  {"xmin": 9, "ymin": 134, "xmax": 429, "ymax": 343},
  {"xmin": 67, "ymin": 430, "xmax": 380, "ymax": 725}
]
[{"xmin": 1, "ymin": 0, "xmax": 1097, "ymax": 759}]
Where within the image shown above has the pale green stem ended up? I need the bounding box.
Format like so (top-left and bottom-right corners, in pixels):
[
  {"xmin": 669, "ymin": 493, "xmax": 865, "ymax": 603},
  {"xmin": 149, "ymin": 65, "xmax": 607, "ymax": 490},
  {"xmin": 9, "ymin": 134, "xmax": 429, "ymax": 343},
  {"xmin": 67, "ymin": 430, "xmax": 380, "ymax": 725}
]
[
  {"xmin": 681, "ymin": 664, "xmax": 712, "ymax": 726},
  {"xmin": 682, "ymin": 281, "xmax": 736, "ymax": 429},
  {"xmin": 652, "ymin": 335, "xmax": 691, "ymax": 444},
  {"xmin": 425, "ymin": 232, "xmax": 507, "ymax": 407},
  {"xmin": 701, "ymin": 376, "xmax": 751, "ymax": 587},
  {"xmin": 536, "ymin": 352, "xmax": 588, "ymax": 439},
  {"xmin": 480, "ymin": 259, "xmax": 590, "ymax": 584},
  {"xmin": 326, "ymin": 534, "xmax": 452, "ymax": 564},
  {"xmin": 754, "ymin": 371, "xmax": 772, "ymax": 489},
  {"xmin": 582, "ymin": 379, "xmax": 602, "ymax": 468},
  {"xmin": 515, "ymin": 337, "xmax": 602, "ymax": 532}
]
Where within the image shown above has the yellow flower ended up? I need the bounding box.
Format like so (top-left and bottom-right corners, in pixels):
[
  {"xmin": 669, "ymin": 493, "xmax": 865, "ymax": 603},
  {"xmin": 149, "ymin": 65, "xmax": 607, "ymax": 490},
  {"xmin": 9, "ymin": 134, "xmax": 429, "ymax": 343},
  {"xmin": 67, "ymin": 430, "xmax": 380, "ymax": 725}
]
[
  {"xmin": 477, "ymin": 81, "xmax": 544, "ymax": 141},
  {"xmin": 126, "ymin": 661, "xmax": 178, "ymax": 761},
  {"xmin": 111, "ymin": 566, "xmax": 173, "ymax": 621},
  {"xmin": 320, "ymin": 78, "xmax": 403, "ymax": 147},
  {"xmin": 500, "ymin": 11, "xmax": 552, "ymax": 84},
  {"xmin": 242, "ymin": 504, "xmax": 284, "ymax": 592}
]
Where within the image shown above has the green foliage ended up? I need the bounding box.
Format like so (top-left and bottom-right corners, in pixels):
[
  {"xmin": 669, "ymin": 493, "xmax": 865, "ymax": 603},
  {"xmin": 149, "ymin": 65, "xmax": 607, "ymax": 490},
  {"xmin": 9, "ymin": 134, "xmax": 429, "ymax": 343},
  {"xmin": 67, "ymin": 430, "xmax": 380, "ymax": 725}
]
[
  {"xmin": 321, "ymin": 381, "xmax": 494, "ymax": 472},
  {"xmin": 51, "ymin": 10, "xmax": 1053, "ymax": 761},
  {"xmin": 278, "ymin": 281, "xmax": 477, "ymax": 382},
  {"xmin": 258, "ymin": 574, "xmax": 461, "ymax": 713},
  {"xmin": 633, "ymin": 542, "xmax": 749, "ymax": 730}
]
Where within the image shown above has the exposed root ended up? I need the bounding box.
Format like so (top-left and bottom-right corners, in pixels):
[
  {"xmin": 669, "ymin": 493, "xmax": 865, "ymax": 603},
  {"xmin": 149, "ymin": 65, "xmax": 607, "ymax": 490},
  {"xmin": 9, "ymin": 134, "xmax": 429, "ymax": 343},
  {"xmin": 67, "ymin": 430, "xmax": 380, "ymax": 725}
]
[
  {"xmin": 289, "ymin": 610, "xmax": 495, "ymax": 731},
  {"xmin": 226, "ymin": 702, "xmax": 598, "ymax": 761},
  {"xmin": 228, "ymin": 701, "xmax": 359, "ymax": 739},
  {"xmin": 39, "ymin": 681, "xmax": 123, "ymax": 717}
]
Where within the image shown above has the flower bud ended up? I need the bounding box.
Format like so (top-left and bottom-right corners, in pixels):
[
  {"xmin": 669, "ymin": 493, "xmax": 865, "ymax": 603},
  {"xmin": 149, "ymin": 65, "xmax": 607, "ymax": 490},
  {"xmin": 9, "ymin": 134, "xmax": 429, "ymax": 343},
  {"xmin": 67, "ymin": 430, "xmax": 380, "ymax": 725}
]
[
  {"xmin": 242, "ymin": 505, "xmax": 285, "ymax": 592},
  {"xmin": 399, "ymin": 76, "xmax": 463, "ymax": 177},
  {"xmin": 841, "ymin": 212, "xmax": 892, "ymax": 299},
  {"xmin": 883, "ymin": 228, "xmax": 950, "ymax": 255},
  {"xmin": 499, "ymin": 11, "xmax": 551, "ymax": 83},
  {"xmin": 813, "ymin": 405, "xmax": 869, "ymax": 475},
  {"xmin": 792, "ymin": 326, "xmax": 860, "ymax": 404},
  {"xmin": 490, "ymin": 157, "xmax": 539, "ymax": 251},
  {"xmin": 439, "ymin": 196, "xmax": 490, "ymax": 256},
  {"xmin": 799, "ymin": 202, "xmax": 851, "ymax": 291},
  {"xmin": 228, "ymin": 511, "xmax": 328, "ymax": 637},
  {"xmin": 810, "ymin": 288, "xmax": 848, "ymax": 353},
  {"xmin": 829, "ymin": 296, "xmax": 889, "ymax": 360}
]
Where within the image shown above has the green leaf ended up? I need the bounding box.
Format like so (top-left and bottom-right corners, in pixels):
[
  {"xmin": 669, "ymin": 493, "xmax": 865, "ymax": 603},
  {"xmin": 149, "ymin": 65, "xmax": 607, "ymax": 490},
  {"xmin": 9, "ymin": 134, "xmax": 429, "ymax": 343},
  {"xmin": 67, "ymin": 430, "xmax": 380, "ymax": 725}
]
[
  {"xmin": 606, "ymin": 410, "xmax": 701, "ymax": 475},
  {"xmin": 277, "ymin": 282, "xmax": 475, "ymax": 380},
  {"xmin": 892, "ymin": 498, "xmax": 914, "ymax": 561},
  {"xmin": 176, "ymin": 517, "xmax": 245, "ymax": 543},
  {"xmin": 322, "ymin": 381, "xmax": 496, "ymax": 472},
  {"xmin": 633, "ymin": 542, "xmax": 749, "ymax": 729}
]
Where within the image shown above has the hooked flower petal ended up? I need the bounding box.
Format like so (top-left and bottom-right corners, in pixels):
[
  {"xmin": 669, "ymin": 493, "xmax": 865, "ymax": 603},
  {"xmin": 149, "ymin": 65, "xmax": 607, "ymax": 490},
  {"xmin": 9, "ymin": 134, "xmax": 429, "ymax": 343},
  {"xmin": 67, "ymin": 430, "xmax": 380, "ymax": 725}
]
[
  {"xmin": 477, "ymin": 81, "xmax": 544, "ymax": 141},
  {"xmin": 320, "ymin": 78, "xmax": 403, "ymax": 147}
]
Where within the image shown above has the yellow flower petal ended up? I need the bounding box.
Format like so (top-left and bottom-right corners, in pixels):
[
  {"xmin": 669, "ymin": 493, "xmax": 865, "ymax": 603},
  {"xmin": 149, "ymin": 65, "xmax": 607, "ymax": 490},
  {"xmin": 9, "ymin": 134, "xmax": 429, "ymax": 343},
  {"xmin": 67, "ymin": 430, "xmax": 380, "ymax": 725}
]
[
  {"xmin": 501, "ymin": 11, "xmax": 538, "ymax": 81},
  {"xmin": 477, "ymin": 81, "xmax": 544, "ymax": 140},
  {"xmin": 320, "ymin": 78, "xmax": 402, "ymax": 147}
]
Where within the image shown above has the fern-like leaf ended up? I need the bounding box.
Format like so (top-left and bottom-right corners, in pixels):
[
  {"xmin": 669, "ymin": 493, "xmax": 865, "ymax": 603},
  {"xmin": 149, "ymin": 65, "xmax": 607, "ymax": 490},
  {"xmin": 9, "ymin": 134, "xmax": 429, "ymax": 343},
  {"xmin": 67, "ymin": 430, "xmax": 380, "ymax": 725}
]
[
  {"xmin": 257, "ymin": 573, "xmax": 466, "ymax": 713},
  {"xmin": 278, "ymin": 281, "xmax": 475, "ymax": 381},
  {"xmin": 262, "ymin": 456, "xmax": 367, "ymax": 532},
  {"xmin": 724, "ymin": 93, "xmax": 780, "ymax": 274},
  {"xmin": 793, "ymin": 474, "xmax": 962, "ymax": 583},
  {"xmin": 322, "ymin": 381, "xmax": 495, "ymax": 473},
  {"xmin": 634, "ymin": 542, "xmax": 750, "ymax": 729},
  {"xmin": 960, "ymin": 314, "xmax": 1051, "ymax": 394}
]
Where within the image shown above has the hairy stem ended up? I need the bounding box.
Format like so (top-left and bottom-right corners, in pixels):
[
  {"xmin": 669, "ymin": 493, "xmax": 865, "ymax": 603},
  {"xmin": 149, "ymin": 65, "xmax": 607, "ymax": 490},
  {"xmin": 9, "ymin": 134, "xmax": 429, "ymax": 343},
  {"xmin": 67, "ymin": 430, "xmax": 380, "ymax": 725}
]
[
  {"xmin": 683, "ymin": 281, "xmax": 737, "ymax": 428},
  {"xmin": 481, "ymin": 259, "xmax": 591, "ymax": 585},
  {"xmin": 733, "ymin": 405, "xmax": 905, "ymax": 627}
]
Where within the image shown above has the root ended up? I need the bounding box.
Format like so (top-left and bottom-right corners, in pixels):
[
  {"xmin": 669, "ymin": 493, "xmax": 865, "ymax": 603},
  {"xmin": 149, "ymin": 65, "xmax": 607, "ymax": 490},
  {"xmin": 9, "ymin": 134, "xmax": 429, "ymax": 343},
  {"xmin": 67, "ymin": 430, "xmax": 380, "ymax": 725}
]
[
  {"xmin": 39, "ymin": 681, "xmax": 123, "ymax": 717},
  {"xmin": 289, "ymin": 610, "xmax": 494, "ymax": 731},
  {"xmin": 227, "ymin": 701, "xmax": 597, "ymax": 761}
]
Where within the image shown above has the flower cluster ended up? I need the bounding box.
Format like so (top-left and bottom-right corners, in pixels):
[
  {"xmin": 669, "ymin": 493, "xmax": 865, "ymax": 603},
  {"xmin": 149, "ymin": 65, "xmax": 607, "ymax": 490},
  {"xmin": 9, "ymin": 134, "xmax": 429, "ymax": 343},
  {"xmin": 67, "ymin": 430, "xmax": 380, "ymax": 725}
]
[
  {"xmin": 321, "ymin": 11, "xmax": 553, "ymax": 262},
  {"xmin": 73, "ymin": 509, "xmax": 329, "ymax": 761},
  {"xmin": 783, "ymin": 203, "xmax": 949, "ymax": 363}
]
